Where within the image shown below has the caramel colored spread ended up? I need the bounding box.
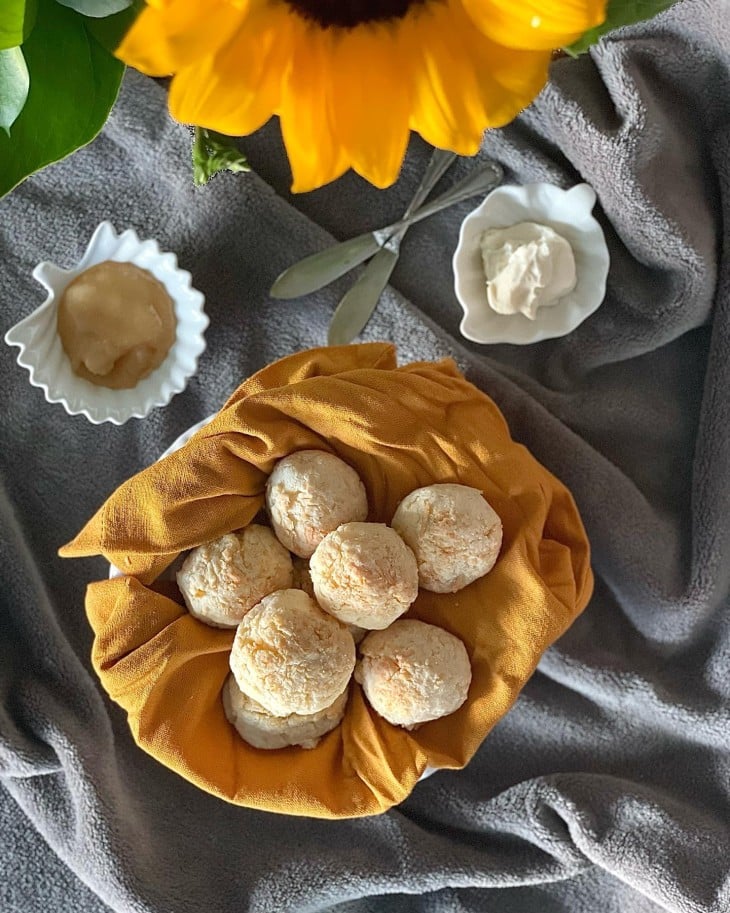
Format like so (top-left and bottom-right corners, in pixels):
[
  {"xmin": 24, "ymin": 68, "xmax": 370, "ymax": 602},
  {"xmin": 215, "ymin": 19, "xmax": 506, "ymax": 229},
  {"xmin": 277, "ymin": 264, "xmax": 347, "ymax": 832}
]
[{"xmin": 57, "ymin": 261, "xmax": 176, "ymax": 390}]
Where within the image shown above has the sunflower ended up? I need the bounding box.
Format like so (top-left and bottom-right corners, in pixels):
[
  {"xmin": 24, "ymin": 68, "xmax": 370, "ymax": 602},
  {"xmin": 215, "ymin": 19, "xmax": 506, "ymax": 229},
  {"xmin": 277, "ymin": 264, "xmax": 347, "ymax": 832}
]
[{"xmin": 117, "ymin": 0, "xmax": 606, "ymax": 192}]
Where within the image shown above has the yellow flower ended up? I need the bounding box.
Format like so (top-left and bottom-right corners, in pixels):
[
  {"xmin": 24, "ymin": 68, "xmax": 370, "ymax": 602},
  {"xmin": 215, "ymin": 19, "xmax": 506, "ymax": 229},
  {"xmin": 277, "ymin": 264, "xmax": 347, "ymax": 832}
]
[{"xmin": 117, "ymin": 0, "xmax": 606, "ymax": 192}]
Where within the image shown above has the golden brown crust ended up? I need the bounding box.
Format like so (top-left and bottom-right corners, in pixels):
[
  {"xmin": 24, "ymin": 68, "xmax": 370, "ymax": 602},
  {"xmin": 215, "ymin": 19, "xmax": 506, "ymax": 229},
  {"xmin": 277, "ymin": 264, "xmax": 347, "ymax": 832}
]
[
  {"xmin": 176, "ymin": 525, "xmax": 294, "ymax": 627},
  {"xmin": 222, "ymin": 674, "xmax": 349, "ymax": 750},
  {"xmin": 266, "ymin": 450, "xmax": 368, "ymax": 558}
]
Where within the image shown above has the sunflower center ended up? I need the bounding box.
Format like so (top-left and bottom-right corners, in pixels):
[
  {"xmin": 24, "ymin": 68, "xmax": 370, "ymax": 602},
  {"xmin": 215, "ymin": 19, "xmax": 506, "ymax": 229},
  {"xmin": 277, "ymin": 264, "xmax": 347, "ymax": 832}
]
[{"xmin": 284, "ymin": 0, "xmax": 425, "ymax": 28}]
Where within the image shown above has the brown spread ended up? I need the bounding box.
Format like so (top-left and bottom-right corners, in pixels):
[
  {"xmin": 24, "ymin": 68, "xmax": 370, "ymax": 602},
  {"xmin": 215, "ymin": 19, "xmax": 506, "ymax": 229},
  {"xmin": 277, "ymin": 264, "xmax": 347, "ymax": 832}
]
[{"xmin": 57, "ymin": 261, "xmax": 176, "ymax": 390}]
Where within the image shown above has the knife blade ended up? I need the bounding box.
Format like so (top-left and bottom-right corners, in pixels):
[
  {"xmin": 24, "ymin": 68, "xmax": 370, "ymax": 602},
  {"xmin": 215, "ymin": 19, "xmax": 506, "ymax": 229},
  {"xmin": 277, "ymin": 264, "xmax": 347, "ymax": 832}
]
[
  {"xmin": 270, "ymin": 150, "xmax": 456, "ymax": 301},
  {"xmin": 269, "ymin": 231, "xmax": 384, "ymax": 300},
  {"xmin": 270, "ymin": 159, "xmax": 503, "ymax": 301},
  {"xmin": 327, "ymin": 245, "xmax": 401, "ymax": 345}
]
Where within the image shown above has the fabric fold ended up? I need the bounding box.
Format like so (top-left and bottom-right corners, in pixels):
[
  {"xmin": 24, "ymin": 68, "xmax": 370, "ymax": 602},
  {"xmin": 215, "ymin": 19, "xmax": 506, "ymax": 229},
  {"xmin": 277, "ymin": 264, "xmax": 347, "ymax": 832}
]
[{"xmin": 62, "ymin": 345, "xmax": 592, "ymax": 818}]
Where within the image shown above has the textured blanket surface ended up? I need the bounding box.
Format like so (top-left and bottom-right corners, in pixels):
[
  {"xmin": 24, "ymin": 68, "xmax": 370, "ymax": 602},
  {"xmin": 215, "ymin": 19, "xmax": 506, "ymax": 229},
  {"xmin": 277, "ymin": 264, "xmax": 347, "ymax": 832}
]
[{"xmin": 1, "ymin": 0, "xmax": 729, "ymax": 909}]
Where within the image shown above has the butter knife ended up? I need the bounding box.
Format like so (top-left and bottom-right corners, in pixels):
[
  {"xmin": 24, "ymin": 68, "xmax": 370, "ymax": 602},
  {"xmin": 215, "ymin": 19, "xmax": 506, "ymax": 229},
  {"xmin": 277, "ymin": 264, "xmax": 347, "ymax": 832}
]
[
  {"xmin": 327, "ymin": 162, "xmax": 504, "ymax": 343},
  {"xmin": 270, "ymin": 150, "xmax": 455, "ymax": 300},
  {"xmin": 270, "ymin": 160, "xmax": 503, "ymax": 300},
  {"xmin": 328, "ymin": 242, "xmax": 402, "ymax": 345}
]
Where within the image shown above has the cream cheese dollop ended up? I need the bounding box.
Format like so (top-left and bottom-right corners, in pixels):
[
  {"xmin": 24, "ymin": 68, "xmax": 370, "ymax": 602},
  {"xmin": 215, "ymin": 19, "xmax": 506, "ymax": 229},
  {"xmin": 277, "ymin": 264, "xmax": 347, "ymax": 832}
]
[{"xmin": 479, "ymin": 222, "xmax": 577, "ymax": 320}]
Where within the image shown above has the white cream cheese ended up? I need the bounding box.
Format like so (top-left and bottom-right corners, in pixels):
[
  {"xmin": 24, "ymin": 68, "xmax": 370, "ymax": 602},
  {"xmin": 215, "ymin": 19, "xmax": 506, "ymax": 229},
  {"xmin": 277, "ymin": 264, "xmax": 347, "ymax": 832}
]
[{"xmin": 479, "ymin": 222, "xmax": 577, "ymax": 320}]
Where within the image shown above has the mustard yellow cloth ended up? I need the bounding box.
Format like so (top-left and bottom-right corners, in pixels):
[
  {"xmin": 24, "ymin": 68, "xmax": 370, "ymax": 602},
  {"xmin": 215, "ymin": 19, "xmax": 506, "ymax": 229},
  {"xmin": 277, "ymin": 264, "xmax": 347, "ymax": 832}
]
[{"xmin": 61, "ymin": 343, "xmax": 593, "ymax": 818}]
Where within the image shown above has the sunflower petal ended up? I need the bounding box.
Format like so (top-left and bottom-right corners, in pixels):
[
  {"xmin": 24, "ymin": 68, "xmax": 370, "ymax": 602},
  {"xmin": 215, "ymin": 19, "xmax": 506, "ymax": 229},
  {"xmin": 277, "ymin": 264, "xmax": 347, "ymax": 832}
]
[
  {"xmin": 119, "ymin": 0, "xmax": 567, "ymax": 192},
  {"xmin": 116, "ymin": 0, "xmax": 246, "ymax": 76},
  {"xmin": 403, "ymin": 3, "xmax": 491, "ymax": 155},
  {"xmin": 329, "ymin": 25, "xmax": 411, "ymax": 189},
  {"xmin": 169, "ymin": 3, "xmax": 292, "ymax": 136},
  {"xmin": 279, "ymin": 22, "xmax": 349, "ymax": 193},
  {"xmin": 461, "ymin": 0, "xmax": 607, "ymax": 51},
  {"xmin": 466, "ymin": 24, "xmax": 551, "ymax": 126}
]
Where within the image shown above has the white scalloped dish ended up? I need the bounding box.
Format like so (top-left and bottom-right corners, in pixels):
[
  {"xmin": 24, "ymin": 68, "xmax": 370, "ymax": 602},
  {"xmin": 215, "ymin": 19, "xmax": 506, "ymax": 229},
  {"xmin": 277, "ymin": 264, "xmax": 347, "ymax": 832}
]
[
  {"xmin": 4, "ymin": 221, "xmax": 209, "ymax": 424},
  {"xmin": 453, "ymin": 182, "xmax": 610, "ymax": 345}
]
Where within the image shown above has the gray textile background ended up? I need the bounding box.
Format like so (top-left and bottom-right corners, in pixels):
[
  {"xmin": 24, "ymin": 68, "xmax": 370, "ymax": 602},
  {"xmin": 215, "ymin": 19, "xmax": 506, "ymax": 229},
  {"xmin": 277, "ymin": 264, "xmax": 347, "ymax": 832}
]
[{"xmin": 1, "ymin": 0, "xmax": 729, "ymax": 909}]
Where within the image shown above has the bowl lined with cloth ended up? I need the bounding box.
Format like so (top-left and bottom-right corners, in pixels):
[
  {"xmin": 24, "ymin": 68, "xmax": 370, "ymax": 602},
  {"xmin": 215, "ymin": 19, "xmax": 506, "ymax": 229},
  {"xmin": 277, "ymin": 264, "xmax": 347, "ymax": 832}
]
[{"xmin": 61, "ymin": 343, "xmax": 593, "ymax": 818}]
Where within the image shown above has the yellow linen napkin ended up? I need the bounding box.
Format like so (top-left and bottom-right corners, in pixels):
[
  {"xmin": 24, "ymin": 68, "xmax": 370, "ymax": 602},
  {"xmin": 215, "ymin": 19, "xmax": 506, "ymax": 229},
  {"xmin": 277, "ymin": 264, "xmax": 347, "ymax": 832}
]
[{"xmin": 61, "ymin": 343, "xmax": 593, "ymax": 818}]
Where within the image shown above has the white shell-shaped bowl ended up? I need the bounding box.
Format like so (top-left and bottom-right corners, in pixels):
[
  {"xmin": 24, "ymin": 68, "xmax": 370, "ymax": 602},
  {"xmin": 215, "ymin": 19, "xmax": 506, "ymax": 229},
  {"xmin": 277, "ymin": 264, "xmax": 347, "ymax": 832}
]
[
  {"xmin": 453, "ymin": 183, "xmax": 610, "ymax": 345},
  {"xmin": 4, "ymin": 221, "xmax": 209, "ymax": 424}
]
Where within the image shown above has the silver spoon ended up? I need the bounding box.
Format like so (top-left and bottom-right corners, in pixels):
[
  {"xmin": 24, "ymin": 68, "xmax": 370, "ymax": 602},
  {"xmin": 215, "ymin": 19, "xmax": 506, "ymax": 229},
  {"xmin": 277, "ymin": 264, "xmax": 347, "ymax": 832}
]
[{"xmin": 270, "ymin": 158, "xmax": 503, "ymax": 300}]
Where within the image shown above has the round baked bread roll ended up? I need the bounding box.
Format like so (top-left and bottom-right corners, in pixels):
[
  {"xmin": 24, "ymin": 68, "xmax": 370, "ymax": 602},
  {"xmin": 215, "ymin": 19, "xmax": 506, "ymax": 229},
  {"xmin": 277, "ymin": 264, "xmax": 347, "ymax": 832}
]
[
  {"xmin": 292, "ymin": 557, "xmax": 365, "ymax": 642},
  {"xmin": 310, "ymin": 522, "xmax": 418, "ymax": 630},
  {"xmin": 266, "ymin": 450, "xmax": 368, "ymax": 558},
  {"xmin": 222, "ymin": 674, "xmax": 349, "ymax": 750},
  {"xmin": 391, "ymin": 483, "xmax": 502, "ymax": 593},
  {"xmin": 355, "ymin": 620, "xmax": 472, "ymax": 730},
  {"xmin": 176, "ymin": 524, "xmax": 294, "ymax": 628},
  {"xmin": 230, "ymin": 589, "xmax": 356, "ymax": 715}
]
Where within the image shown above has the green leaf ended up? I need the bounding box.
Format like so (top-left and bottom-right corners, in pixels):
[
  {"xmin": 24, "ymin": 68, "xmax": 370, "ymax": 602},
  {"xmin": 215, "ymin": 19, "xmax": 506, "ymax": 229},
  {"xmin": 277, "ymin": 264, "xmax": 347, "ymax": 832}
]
[
  {"xmin": 0, "ymin": 0, "xmax": 124, "ymax": 198},
  {"xmin": 0, "ymin": 0, "xmax": 38, "ymax": 50},
  {"xmin": 86, "ymin": 0, "xmax": 142, "ymax": 52},
  {"xmin": 567, "ymin": 0, "xmax": 677, "ymax": 55},
  {"xmin": 0, "ymin": 47, "xmax": 29, "ymax": 135},
  {"xmin": 192, "ymin": 127, "xmax": 251, "ymax": 187},
  {"xmin": 54, "ymin": 0, "xmax": 133, "ymax": 19}
]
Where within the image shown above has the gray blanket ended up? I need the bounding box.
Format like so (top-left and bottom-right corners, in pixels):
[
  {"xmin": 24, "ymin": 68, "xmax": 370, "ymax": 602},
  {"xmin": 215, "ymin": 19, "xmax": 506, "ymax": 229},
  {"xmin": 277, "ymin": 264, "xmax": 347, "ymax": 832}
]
[{"xmin": 2, "ymin": 0, "xmax": 729, "ymax": 909}]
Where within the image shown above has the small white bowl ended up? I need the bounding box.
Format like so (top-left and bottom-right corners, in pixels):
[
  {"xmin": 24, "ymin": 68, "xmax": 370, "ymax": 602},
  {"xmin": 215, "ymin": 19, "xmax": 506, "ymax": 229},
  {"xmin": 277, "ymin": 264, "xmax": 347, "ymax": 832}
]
[
  {"xmin": 4, "ymin": 221, "xmax": 209, "ymax": 424},
  {"xmin": 453, "ymin": 182, "xmax": 610, "ymax": 345}
]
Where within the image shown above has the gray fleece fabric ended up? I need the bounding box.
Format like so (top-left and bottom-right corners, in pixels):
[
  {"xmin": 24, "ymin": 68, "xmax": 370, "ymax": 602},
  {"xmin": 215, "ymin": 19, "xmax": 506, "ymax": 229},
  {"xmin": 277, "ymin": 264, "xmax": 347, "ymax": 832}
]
[{"xmin": 1, "ymin": 0, "xmax": 730, "ymax": 910}]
